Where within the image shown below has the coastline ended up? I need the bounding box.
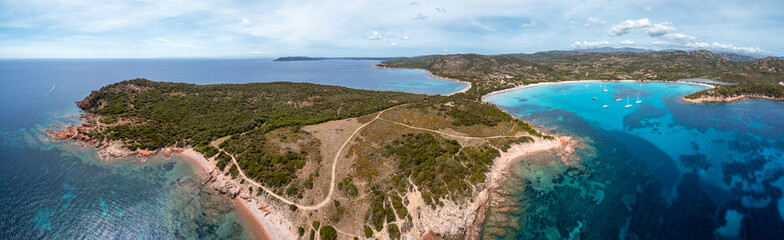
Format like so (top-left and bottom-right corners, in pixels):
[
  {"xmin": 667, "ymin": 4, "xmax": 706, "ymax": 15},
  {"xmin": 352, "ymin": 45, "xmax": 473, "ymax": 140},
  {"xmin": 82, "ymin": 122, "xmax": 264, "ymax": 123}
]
[
  {"xmin": 465, "ymin": 137, "xmax": 567, "ymax": 239},
  {"xmin": 176, "ymin": 149, "xmax": 282, "ymax": 240},
  {"xmin": 372, "ymin": 64, "xmax": 472, "ymax": 96},
  {"xmin": 681, "ymin": 94, "xmax": 784, "ymax": 104},
  {"xmin": 45, "ymin": 122, "xmax": 280, "ymax": 240},
  {"xmin": 480, "ymin": 79, "xmax": 717, "ymax": 101}
]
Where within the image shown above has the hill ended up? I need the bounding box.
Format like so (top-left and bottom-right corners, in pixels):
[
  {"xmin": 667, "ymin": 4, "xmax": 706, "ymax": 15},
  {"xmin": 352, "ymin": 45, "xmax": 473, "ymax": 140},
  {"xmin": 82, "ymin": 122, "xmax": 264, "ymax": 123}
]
[
  {"xmin": 59, "ymin": 78, "xmax": 554, "ymax": 239},
  {"xmin": 379, "ymin": 50, "xmax": 784, "ymax": 101}
]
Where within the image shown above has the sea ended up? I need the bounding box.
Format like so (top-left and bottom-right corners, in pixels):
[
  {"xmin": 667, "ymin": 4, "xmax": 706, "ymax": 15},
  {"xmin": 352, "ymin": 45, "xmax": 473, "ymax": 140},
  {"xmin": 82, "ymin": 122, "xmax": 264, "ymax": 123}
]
[
  {"xmin": 482, "ymin": 81, "xmax": 784, "ymax": 239},
  {"xmin": 0, "ymin": 59, "xmax": 467, "ymax": 239}
]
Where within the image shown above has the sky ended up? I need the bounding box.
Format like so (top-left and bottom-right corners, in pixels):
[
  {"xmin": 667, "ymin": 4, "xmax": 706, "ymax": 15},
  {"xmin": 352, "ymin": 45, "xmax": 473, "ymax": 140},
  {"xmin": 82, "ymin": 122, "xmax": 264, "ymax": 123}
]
[{"xmin": 1, "ymin": 0, "xmax": 782, "ymax": 58}]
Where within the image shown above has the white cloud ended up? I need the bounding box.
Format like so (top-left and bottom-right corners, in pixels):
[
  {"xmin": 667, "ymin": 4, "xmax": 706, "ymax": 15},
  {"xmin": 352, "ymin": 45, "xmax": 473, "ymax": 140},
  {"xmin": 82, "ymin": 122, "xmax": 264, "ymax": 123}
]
[
  {"xmin": 390, "ymin": 42, "xmax": 398, "ymax": 46},
  {"xmin": 521, "ymin": 20, "xmax": 536, "ymax": 28},
  {"xmin": 686, "ymin": 42, "xmax": 765, "ymax": 53},
  {"xmin": 650, "ymin": 40, "xmax": 765, "ymax": 54},
  {"xmin": 620, "ymin": 40, "xmax": 635, "ymax": 45},
  {"xmin": 609, "ymin": 18, "xmax": 676, "ymax": 37},
  {"xmin": 402, "ymin": 35, "xmax": 409, "ymax": 40},
  {"xmin": 662, "ymin": 33, "xmax": 696, "ymax": 42},
  {"xmin": 367, "ymin": 31, "xmax": 383, "ymax": 40},
  {"xmin": 644, "ymin": 6, "xmax": 652, "ymax": 12},
  {"xmin": 584, "ymin": 17, "xmax": 606, "ymax": 27},
  {"xmin": 571, "ymin": 40, "xmax": 610, "ymax": 48}
]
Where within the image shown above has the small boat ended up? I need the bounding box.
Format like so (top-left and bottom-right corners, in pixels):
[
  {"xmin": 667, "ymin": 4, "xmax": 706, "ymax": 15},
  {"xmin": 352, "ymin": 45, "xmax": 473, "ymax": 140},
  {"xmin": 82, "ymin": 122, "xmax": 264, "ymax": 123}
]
[
  {"xmin": 635, "ymin": 92, "xmax": 642, "ymax": 104},
  {"xmin": 615, "ymin": 98, "xmax": 622, "ymax": 102},
  {"xmin": 603, "ymin": 85, "xmax": 608, "ymax": 92},
  {"xmin": 593, "ymin": 89, "xmax": 597, "ymax": 100},
  {"xmin": 585, "ymin": 84, "xmax": 589, "ymax": 87},
  {"xmin": 625, "ymin": 97, "xmax": 632, "ymax": 108},
  {"xmin": 602, "ymin": 95, "xmax": 609, "ymax": 108}
]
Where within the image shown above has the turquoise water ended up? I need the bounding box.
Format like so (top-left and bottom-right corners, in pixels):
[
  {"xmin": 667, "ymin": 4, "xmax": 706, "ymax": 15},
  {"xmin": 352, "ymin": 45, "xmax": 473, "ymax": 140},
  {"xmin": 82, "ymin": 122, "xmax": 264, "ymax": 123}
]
[
  {"xmin": 483, "ymin": 81, "xmax": 784, "ymax": 239},
  {"xmin": 0, "ymin": 59, "xmax": 462, "ymax": 239}
]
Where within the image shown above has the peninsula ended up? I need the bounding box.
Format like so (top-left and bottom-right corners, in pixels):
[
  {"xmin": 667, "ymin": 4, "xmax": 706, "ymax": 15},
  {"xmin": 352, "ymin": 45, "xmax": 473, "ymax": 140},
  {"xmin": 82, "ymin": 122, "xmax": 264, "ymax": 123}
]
[
  {"xmin": 49, "ymin": 78, "xmax": 563, "ymax": 239},
  {"xmin": 48, "ymin": 49, "xmax": 784, "ymax": 240}
]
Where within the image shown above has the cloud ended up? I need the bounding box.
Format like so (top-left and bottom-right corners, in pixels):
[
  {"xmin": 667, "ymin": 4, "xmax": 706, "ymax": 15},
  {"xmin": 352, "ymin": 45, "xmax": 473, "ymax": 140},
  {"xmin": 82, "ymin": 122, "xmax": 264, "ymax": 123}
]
[
  {"xmin": 571, "ymin": 41, "xmax": 611, "ymax": 48},
  {"xmin": 662, "ymin": 33, "xmax": 696, "ymax": 42},
  {"xmin": 402, "ymin": 35, "xmax": 410, "ymax": 40},
  {"xmin": 609, "ymin": 18, "xmax": 676, "ymax": 37},
  {"xmin": 620, "ymin": 40, "xmax": 635, "ymax": 45},
  {"xmin": 435, "ymin": 7, "xmax": 447, "ymax": 13},
  {"xmin": 685, "ymin": 42, "xmax": 765, "ymax": 53},
  {"xmin": 520, "ymin": 20, "xmax": 536, "ymax": 28},
  {"xmin": 367, "ymin": 31, "xmax": 383, "ymax": 40},
  {"xmin": 584, "ymin": 17, "xmax": 605, "ymax": 27},
  {"xmin": 390, "ymin": 42, "xmax": 398, "ymax": 46},
  {"xmin": 414, "ymin": 13, "xmax": 428, "ymax": 20},
  {"xmin": 644, "ymin": 6, "xmax": 652, "ymax": 12}
]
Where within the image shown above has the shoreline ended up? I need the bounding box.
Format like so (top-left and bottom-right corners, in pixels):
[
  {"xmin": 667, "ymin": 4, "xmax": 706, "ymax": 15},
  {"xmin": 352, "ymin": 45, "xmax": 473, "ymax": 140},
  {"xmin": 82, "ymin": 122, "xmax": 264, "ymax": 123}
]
[
  {"xmin": 681, "ymin": 94, "xmax": 784, "ymax": 104},
  {"xmin": 45, "ymin": 121, "xmax": 279, "ymax": 240},
  {"xmin": 164, "ymin": 148, "xmax": 276, "ymax": 240},
  {"xmin": 372, "ymin": 64, "xmax": 472, "ymax": 96},
  {"xmin": 480, "ymin": 79, "xmax": 716, "ymax": 101},
  {"xmin": 465, "ymin": 137, "xmax": 564, "ymax": 239}
]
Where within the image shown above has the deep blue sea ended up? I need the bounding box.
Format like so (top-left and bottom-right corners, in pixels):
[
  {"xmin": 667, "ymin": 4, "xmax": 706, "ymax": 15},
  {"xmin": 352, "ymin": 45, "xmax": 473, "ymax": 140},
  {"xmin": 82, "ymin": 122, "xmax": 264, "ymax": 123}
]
[
  {"xmin": 483, "ymin": 81, "xmax": 784, "ymax": 239},
  {"xmin": 0, "ymin": 59, "xmax": 465, "ymax": 239}
]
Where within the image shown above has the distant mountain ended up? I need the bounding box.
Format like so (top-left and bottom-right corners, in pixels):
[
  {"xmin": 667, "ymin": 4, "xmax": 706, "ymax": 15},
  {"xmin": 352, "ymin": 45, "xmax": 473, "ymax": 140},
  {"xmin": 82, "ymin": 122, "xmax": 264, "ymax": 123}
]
[
  {"xmin": 716, "ymin": 52, "xmax": 758, "ymax": 62},
  {"xmin": 274, "ymin": 56, "xmax": 395, "ymax": 61},
  {"xmin": 581, "ymin": 47, "xmax": 653, "ymax": 53}
]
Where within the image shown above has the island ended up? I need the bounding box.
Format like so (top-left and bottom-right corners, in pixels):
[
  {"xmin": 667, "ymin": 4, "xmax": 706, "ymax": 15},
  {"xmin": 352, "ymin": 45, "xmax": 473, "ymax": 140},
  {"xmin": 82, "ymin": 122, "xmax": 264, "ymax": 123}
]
[{"xmin": 48, "ymin": 49, "xmax": 783, "ymax": 240}]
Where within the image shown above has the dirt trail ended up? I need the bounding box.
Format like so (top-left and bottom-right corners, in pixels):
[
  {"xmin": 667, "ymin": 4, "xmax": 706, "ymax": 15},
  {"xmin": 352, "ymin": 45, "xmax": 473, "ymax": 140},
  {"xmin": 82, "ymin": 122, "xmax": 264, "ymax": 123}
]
[{"xmin": 221, "ymin": 106, "xmax": 526, "ymax": 210}]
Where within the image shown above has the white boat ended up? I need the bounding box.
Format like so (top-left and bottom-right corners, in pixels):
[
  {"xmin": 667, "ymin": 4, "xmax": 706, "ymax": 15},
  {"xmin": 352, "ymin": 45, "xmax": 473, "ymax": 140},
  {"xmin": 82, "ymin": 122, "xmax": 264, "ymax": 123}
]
[
  {"xmin": 615, "ymin": 98, "xmax": 622, "ymax": 102},
  {"xmin": 635, "ymin": 92, "xmax": 642, "ymax": 104},
  {"xmin": 602, "ymin": 94, "xmax": 609, "ymax": 108},
  {"xmin": 625, "ymin": 97, "xmax": 632, "ymax": 108},
  {"xmin": 593, "ymin": 89, "xmax": 597, "ymax": 100},
  {"xmin": 603, "ymin": 85, "xmax": 608, "ymax": 92}
]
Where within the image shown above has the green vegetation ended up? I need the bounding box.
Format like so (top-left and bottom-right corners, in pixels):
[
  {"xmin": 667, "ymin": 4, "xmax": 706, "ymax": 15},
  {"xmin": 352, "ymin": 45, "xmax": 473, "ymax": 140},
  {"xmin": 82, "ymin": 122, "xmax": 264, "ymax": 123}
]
[
  {"xmin": 194, "ymin": 144, "xmax": 219, "ymax": 158},
  {"xmin": 319, "ymin": 225, "xmax": 338, "ymax": 240},
  {"xmin": 337, "ymin": 178, "xmax": 359, "ymax": 197},
  {"xmin": 298, "ymin": 226, "xmax": 305, "ymax": 236},
  {"xmin": 312, "ymin": 220, "xmax": 320, "ymax": 230},
  {"xmin": 389, "ymin": 194, "xmax": 407, "ymax": 219},
  {"xmin": 380, "ymin": 51, "xmax": 784, "ymax": 100},
  {"xmin": 383, "ymin": 133, "xmax": 499, "ymax": 206},
  {"xmin": 215, "ymin": 151, "xmax": 231, "ymax": 170},
  {"xmin": 387, "ymin": 224, "xmax": 401, "ymax": 240},
  {"xmin": 684, "ymin": 83, "xmax": 784, "ymax": 100},
  {"xmin": 364, "ymin": 225, "xmax": 374, "ymax": 238},
  {"xmin": 79, "ymin": 78, "xmax": 428, "ymax": 150}
]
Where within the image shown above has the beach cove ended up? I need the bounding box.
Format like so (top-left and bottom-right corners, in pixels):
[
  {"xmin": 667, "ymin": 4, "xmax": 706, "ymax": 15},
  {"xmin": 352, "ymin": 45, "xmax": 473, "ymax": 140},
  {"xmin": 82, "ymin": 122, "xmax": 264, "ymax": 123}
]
[{"xmin": 481, "ymin": 80, "xmax": 784, "ymax": 239}]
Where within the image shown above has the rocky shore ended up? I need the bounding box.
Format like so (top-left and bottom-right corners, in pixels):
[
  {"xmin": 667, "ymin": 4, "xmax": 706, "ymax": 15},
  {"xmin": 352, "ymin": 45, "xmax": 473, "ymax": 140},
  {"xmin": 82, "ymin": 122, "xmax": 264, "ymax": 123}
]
[
  {"xmin": 681, "ymin": 94, "xmax": 784, "ymax": 104},
  {"xmin": 44, "ymin": 114, "xmax": 294, "ymax": 240}
]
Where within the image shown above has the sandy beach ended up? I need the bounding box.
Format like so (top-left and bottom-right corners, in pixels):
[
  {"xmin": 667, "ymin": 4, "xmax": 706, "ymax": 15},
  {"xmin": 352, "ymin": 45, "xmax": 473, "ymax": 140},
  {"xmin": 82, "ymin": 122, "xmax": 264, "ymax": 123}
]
[
  {"xmin": 481, "ymin": 79, "xmax": 717, "ymax": 101},
  {"xmin": 176, "ymin": 148, "xmax": 274, "ymax": 240}
]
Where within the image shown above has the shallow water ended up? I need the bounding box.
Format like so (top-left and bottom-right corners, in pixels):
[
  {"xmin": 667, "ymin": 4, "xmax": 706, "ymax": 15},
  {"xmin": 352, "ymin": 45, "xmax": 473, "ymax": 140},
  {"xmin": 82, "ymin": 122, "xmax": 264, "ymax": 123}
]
[
  {"xmin": 0, "ymin": 59, "xmax": 462, "ymax": 239},
  {"xmin": 483, "ymin": 81, "xmax": 784, "ymax": 239}
]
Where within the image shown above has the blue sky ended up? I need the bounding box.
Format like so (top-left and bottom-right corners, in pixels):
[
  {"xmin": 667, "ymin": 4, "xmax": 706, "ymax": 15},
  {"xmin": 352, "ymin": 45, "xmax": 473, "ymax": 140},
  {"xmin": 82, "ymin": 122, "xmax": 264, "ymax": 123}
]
[{"xmin": 1, "ymin": 0, "xmax": 782, "ymax": 58}]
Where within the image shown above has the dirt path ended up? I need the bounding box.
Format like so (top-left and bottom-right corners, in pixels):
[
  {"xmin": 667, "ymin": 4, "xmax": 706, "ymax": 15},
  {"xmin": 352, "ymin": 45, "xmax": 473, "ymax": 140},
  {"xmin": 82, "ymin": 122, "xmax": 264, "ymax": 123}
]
[{"xmin": 220, "ymin": 106, "xmax": 527, "ymax": 210}]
